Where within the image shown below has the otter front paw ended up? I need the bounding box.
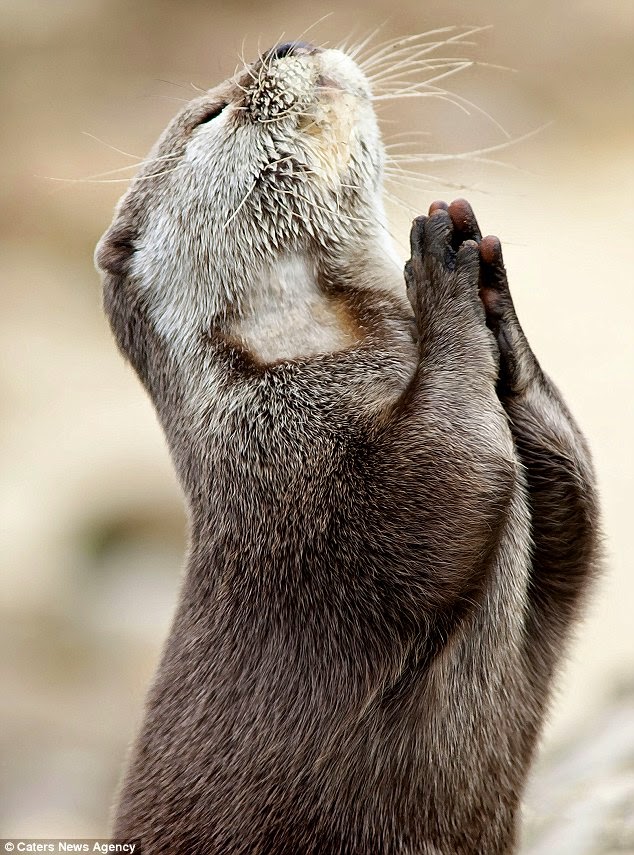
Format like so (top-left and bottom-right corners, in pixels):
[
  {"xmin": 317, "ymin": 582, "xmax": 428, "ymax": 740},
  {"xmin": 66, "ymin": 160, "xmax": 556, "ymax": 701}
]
[
  {"xmin": 428, "ymin": 197, "xmax": 538, "ymax": 396},
  {"xmin": 404, "ymin": 205, "xmax": 488, "ymax": 360}
]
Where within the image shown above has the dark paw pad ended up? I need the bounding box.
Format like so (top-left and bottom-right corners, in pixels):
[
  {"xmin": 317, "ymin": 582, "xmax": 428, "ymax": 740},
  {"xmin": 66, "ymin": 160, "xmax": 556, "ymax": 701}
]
[{"xmin": 447, "ymin": 198, "xmax": 482, "ymax": 246}]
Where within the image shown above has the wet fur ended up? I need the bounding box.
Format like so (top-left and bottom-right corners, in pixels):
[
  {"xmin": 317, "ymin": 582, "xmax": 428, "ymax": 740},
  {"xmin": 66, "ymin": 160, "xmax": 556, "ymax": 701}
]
[{"xmin": 96, "ymin": 43, "xmax": 599, "ymax": 855}]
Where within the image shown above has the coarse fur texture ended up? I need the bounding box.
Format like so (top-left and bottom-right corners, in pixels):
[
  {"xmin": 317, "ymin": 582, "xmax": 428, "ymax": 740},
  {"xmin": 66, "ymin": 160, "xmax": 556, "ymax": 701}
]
[{"xmin": 95, "ymin": 39, "xmax": 600, "ymax": 855}]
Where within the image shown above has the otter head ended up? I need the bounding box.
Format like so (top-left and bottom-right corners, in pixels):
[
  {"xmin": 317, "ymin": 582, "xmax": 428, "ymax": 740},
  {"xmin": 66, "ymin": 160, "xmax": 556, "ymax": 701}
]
[{"xmin": 95, "ymin": 42, "xmax": 399, "ymax": 330}]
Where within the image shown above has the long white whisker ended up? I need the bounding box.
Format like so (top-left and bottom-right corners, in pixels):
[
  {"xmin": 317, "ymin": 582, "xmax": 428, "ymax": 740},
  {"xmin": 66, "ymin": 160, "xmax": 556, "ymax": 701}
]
[
  {"xmin": 368, "ymin": 57, "xmax": 472, "ymax": 84},
  {"xmin": 41, "ymin": 165, "xmax": 188, "ymax": 185},
  {"xmin": 73, "ymin": 152, "xmax": 182, "ymax": 181},
  {"xmin": 356, "ymin": 27, "xmax": 460, "ymax": 71},
  {"xmin": 374, "ymin": 90, "xmax": 473, "ymax": 117},
  {"xmin": 373, "ymin": 62, "xmax": 474, "ymax": 94},
  {"xmin": 384, "ymin": 167, "xmax": 488, "ymax": 194},
  {"xmin": 344, "ymin": 21, "xmax": 390, "ymax": 61},
  {"xmin": 383, "ymin": 130, "xmax": 433, "ymax": 142},
  {"xmin": 81, "ymin": 132, "xmax": 142, "ymax": 160},
  {"xmin": 363, "ymin": 42, "xmax": 474, "ymax": 79},
  {"xmin": 359, "ymin": 25, "xmax": 489, "ymax": 76},
  {"xmin": 155, "ymin": 78, "xmax": 189, "ymax": 89},
  {"xmin": 293, "ymin": 12, "xmax": 334, "ymax": 47},
  {"xmin": 377, "ymin": 82, "xmax": 510, "ymax": 138},
  {"xmin": 255, "ymin": 105, "xmax": 314, "ymax": 124},
  {"xmin": 275, "ymin": 187, "xmax": 370, "ymax": 226},
  {"xmin": 223, "ymin": 181, "xmax": 258, "ymax": 229},
  {"xmin": 238, "ymin": 38, "xmax": 258, "ymax": 84},
  {"xmin": 382, "ymin": 188, "xmax": 418, "ymax": 216},
  {"xmin": 369, "ymin": 59, "xmax": 472, "ymax": 88},
  {"xmin": 145, "ymin": 94, "xmax": 190, "ymax": 104},
  {"xmin": 388, "ymin": 125, "xmax": 550, "ymax": 166}
]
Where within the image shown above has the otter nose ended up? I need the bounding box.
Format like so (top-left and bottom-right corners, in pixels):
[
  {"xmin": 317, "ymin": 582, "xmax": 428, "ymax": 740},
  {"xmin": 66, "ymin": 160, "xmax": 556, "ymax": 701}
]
[{"xmin": 269, "ymin": 41, "xmax": 318, "ymax": 59}]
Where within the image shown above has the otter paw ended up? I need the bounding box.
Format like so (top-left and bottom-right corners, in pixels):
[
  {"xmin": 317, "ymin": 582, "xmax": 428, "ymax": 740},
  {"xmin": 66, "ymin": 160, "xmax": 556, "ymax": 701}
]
[
  {"xmin": 433, "ymin": 199, "xmax": 514, "ymax": 340},
  {"xmin": 405, "ymin": 207, "xmax": 481, "ymax": 326},
  {"xmin": 420, "ymin": 199, "xmax": 536, "ymax": 394},
  {"xmin": 477, "ymin": 235, "xmax": 527, "ymax": 393}
]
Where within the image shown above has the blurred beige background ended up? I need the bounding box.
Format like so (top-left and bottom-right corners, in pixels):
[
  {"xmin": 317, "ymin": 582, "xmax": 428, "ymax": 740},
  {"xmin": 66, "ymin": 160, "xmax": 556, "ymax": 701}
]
[{"xmin": 1, "ymin": 0, "xmax": 633, "ymax": 851}]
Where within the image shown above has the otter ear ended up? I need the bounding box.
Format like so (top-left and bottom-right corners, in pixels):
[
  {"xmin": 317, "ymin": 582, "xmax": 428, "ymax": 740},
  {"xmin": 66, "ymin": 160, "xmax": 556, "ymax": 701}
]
[{"xmin": 95, "ymin": 223, "xmax": 137, "ymax": 277}]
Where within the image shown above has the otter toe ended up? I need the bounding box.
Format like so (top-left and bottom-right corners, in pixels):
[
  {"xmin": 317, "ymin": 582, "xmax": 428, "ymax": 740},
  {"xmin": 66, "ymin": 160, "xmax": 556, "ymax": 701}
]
[
  {"xmin": 423, "ymin": 208, "xmax": 455, "ymax": 269},
  {"xmin": 448, "ymin": 198, "xmax": 482, "ymax": 247},
  {"xmin": 478, "ymin": 235, "xmax": 510, "ymax": 307},
  {"xmin": 480, "ymin": 235, "xmax": 503, "ymax": 267},
  {"xmin": 409, "ymin": 215, "xmax": 428, "ymax": 260}
]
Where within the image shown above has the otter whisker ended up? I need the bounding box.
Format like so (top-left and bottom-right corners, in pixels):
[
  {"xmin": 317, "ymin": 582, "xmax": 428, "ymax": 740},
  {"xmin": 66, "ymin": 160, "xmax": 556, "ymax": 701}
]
[
  {"xmin": 372, "ymin": 62, "xmax": 473, "ymax": 94},
  {"xmin": 370, "ymin": 52, "xmax": 474, "ymax": 71},
  {"xmin": 70, "ymin": 154, "xmax": 182, "ymax": 182},
  {"xmin": 381, "ymin": 188, "xmax": 417, "ymax": 213},
  {"xmin": 375, "ymin": 62, "xmax": 473, "ymax": 94},
  {"xmin": 368, "ymin": 58, "xmax": 472, "ymax": 85},
  {"xmin": 383, "ymin": 130, "xmax": 433, "ymax": 142},
  {"xmin": 364, "ymin": 46, "xmax": 475, "ymax": 82},
  {"xmin": 264, "ymin": 155, "xmax": 320, "ymax": 179},
  {"xmin": 386, "ymin": 125, "xmax": 550, "ymax": 167},
  {"xmin": 374, "ymin": 89, "xmax": 473, "ymax": 117},
  {"xmin": 43, "ymin": 164, "xmax": 188, "ymax": 185},
  {"xmin": 223, "ymin": 180, "xmax": 258, "ymax": 229},
  {"xmin": 371, "ymin": 58, "xmax": 516, "ymax": 94},
  {"xmin": 274, "ymin": 187, "xmax": 371, "ymax": 227},
  {"xmin": 237, "ymin": 38, "xmax": 259, "ymax": 84},
  {"xmin": 362, "ymin": 37, "xmax": 478, "ymax": 77},
  {"xmin": 267, "ymin": 28, "xmax": 287, "ymax": 66},
  {"xmin": 155, "ymin": 78, "xmax": 190, "ymax": 90},
  {"xmin": 372, "ymin": 66, "xmax": 471, "ymax": 96},
  {"xmin": 293, "ymin": 12, "xmax": 334, "ymax": 48},
  {"xmin": 354, "ymin": 25, "xmax": 460, "ymax": 70},
  {"xmin": 255, "ymin": 106, "xmax": 315, "ymax": 124},
  {"xmin": 358, "ymin": 26, "xmax": 489, "ymax": 75},
  {"xmin": 384, "ymin": 167, "xmax": 487, "ymax": 195},
  {"xmin": 386, "ymin": 57, "xmax": 515, "ymax": 77},
  {"xmin": 390, "ymin": 155, "xmax": 530, "ymax": 174},
  {"xmin": 377, "ymin": 84, "xmax": 511, "ymax": 138},
  {"xmin": 381, "ymin": 188, "xmax": 423, "ymax": 231},
  {"xmin": 357, "ymin": 25, "xmax": 458, "ymax": 60},
  {"xmin": 342, "ymin": 21, "xmax": 390, "ymax": 62},
  {"xmin": 53, "ymin": 150, "xmax": 183, "ymax": 184},
  {"xmin": 80, "ymin": 131, "xmax": 142, "ymax": 160},
  {"xmin": 384, "ymin": 142, "xmax": 435, "ymax": 152},
  {"xmin": 155, "ymin": 78, "xmax": 207, "ymax": 96},
  {"xmin": 145, "ymin": 94, "xmax": 191, "ymax": 104},
  {"xmin": 368, "ymin": 59, "xmax": 474, "ymax": 88},
  {"xmin": 372, "ymin": 24, "xmax": 491, "ymax": 61}
]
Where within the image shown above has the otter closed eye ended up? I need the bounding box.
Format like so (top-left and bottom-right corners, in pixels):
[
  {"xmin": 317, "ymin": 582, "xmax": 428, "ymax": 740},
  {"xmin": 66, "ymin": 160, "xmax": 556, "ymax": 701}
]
[
  {"xmin": 196, "ymin": 102, "xmax": 227, "ymax": 125},
  {"xmin": 96, "ymin": 36, "xmax": 600, "ymax": 855}
]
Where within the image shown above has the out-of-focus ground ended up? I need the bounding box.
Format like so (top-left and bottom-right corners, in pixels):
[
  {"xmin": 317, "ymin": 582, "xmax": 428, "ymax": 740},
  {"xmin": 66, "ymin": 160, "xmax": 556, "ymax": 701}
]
[{"xmin": 1, "ymin": 0, "xmax": 632, "ymax": 850}]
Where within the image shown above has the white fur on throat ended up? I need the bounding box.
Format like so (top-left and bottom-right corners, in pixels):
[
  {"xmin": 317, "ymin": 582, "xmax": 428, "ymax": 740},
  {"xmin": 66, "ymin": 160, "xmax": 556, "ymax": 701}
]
[{"xmin": 230, "ymin": 255, "xmax": 358, "ymax": 362}]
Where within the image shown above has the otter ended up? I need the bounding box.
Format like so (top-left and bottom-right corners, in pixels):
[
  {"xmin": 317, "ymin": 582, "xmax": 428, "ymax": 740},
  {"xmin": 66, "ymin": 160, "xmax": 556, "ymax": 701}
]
[{"xmin": 95, "ymin": 40, "xmax": 599, "ymax": 855}]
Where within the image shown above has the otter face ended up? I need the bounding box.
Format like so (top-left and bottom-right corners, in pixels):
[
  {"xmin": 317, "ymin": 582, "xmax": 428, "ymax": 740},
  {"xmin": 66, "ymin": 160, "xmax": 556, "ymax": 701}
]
[{"xmin": 96, "ymin": 42, "xmax": 392, "ymax": 325}]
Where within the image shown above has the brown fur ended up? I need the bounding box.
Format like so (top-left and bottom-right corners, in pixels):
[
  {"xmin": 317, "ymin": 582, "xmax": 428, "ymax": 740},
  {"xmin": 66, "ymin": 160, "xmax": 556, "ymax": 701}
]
[{"xmin": 96, "ymin": 44, "xmax": 599, "ymax": 855}]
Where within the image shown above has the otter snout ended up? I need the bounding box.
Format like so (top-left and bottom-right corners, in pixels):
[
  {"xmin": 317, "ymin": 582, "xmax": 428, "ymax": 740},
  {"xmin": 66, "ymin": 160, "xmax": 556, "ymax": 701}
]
[
  {"xmin": 243, "ymin": 45, "xmax": 315, "ymax": 122},
  {"xmin": 241, "ymin": 43, "xmax": 371, "ymax": 124}
]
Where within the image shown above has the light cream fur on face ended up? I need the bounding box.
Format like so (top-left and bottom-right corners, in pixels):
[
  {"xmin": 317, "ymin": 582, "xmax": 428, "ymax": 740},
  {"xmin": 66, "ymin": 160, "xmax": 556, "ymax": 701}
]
[{"xmin": 102, "ymin": 46, "xmax": 405, "ymax": 364}]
